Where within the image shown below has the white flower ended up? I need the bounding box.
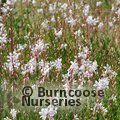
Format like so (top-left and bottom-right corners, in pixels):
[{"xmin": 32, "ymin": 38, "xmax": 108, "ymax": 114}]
[
  {"xmin": 103, "ymin": 64, "xmax": 117, "ymax": 77},
  {"xmin": 84, "ymin": 60, "xmax": 98, "ymax": 76},
  {"xmin": 78, "ymin": 47, "xmax": 89, "ymax": 59},
  {"xmin": 39, "ymin": 60, "xmax": 50, "ymax": 76},
  {"xmin": 54, "ymin": 28, "xmax": 63, "ymax": 38},
  {"xmin": 54, "ymin": 58, "xmax": 62, "ymax": 70},
  {"xmin": 61, "ymin": 43, "xmax": 67, "ymax": 49},
  {"xmin": 69, "ymin": 60, "xmax": 79, "ymax": 74},
  {"xmin": 94, "ymin": 103, "xmax": 108, "ymax": 115},
  {"xmin": 94, "ymin": 77, "xmax": 109, "ymax": 90},
  {"xmin": 37, "ymin": 9, "xmax": 43, "ymax": 14},
  {"xmin": 39, "ymin": 105, "xmax": 57, "ymax": 120},
  {"xmin": 98, "ymin": 22, "xmax": 104, "ymax": 29},
  {"xmin": 31, "ymin": 39, "xmax": 47, "ymax": 56},
  {"xmin": 110, "ymin": 95, "xmax": 116, "ymax": 101},
  {"xmin": 108, "ymin": 22, "xmax": 113, "ymax": 27},
  {"xmin": 61, "ymin": 3, "xmax": 68, "ymax": 10},
  {"xmin": 10, "ymin": 108, "xmax": 17, "ymax": 119},
  {"xmin": 31, "ymin": 84, "xmax": 37, "ymax": 89},
  {"xmin": 22, "ymin": 58, "xmax": 37, "ymax": 75},
  {"xmin": 112, "ymin": 17, "xmax": 117, "ymax": 22},
  {"xmin": 92, "ymin": 60, "xmax": 98, "ymax": 71},
  {"xmin": 66, "ymin": 17, "xmax": 76, "ymax": 27},
  {"xmin": 51, "ymin": 16, "xmax": 56, "ymax": 22},
  {"xmin": 96, "ymin": 1, "xmax": 102, "ymax": 7},
  {"xmin": 1, "ymin": 7, "xmax": 8, "ymax": 13},
  {"xmin": 63, "ymin": 82, "xmax": 70, "ymax": 91},
  {"xmin": 32, "ymin": 0, "xmax": 36, "ymax": 5},
  {"xmin": 0, "ymin": 20, "xmax": 8, "ymax": 45},
  {"xmin": 39, "ymin": 108, "xmax": 48, "ymax": 120},
  {"xmin": 115, "ymin": 8, "xmax": 120, "ymax": 17},
  {"xmin": 48, "ymin": 105, "xmax": 57, "ymax": 117},
  {"xmin": 116, "ymin": 0, "xmax": 120, "ymax": 5},
  {"xmin": 1, "ymin": 3, "xmax": 13, "ymax": 14},
  {"xmin": 74, "ymin": 29, "xmax": 81, "ymax": 37},
  {"xmin": 6, "ymin": 0, "xmax": 16, "ymax": 5},
  {"xmin": 63, "ymin": 13, "xmax": 67, "ymax": 18},
  {"xmin": 49, "ymin": 3, "xmax": 56, "ymax": 13},
  {"xmin": 73, "ymin": 114, "xmax": 79, "ymax": 120},
  {"xmin": 68, "ymin": 9, "xmax": 73, "ymax": 15},
  {"xmin": 41, "ymin": 19, "xmax": 49, "ymax": 29},
  {"xmin": 4, "ymin": 117, "xmax": 11, "ymax": 120},
  {"xmin": 84, "ymin": 70, "xmax": 93, "ymax": 78},
  {"xmin": 4, "ymin": 50, "xmax": 20, "ymax": 73},
  {"xmin": 17, "ymin": 44, "xmax": 27, "ymax": 51},
  {"xmin": 50, "ymin": 58, "xmax": 62, "ymax": 71},
  {"xmin": 86, "ymin": 16, "xmax": 99, "ymax": 26},
  {"xmin": 0, "ymin": 35, "xmax": 8, "ymax": 44},
  {"xmin": 79, "ymin": 65, "xmax": 85, "ymax": 73},
  {"xmin": 1, "ymin": 80, "xmax": 8, "ymax": 91},
  {"xmin": 83, "ymin": 5, "xmax": 90, "ymax": 16}
]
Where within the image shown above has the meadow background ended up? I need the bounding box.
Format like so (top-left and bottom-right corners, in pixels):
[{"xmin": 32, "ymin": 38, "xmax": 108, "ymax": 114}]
[{"xmin": 0, "ymin": 0, "xmax": 120, "ymax": 120}]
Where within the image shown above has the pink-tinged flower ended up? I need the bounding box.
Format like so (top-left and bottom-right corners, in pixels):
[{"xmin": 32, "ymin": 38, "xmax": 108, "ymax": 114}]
[
  {"xmin": 94, "ymin": 77, "xmax": 109, "ymax": 90},
  {"xmin": 83, "ymin": 5, "xmax": 90, "ymax": 16},
  {"xmin": 31, "ymin": 39, "xmax": 47, "ymax": 56},
  {"xmin": 98, "ymin": 22, "xmax": 104, "ymax": 29},
  {"xmin": 86, "ymin": 16, "xmax": 99, "ymax": 26},
  {"xmin": 6, "ymin": 0, "xmax": 16, "ymax": 5},
  {"xmin": 39, "ymin": 105, "xmax": 58, "ymax": 120},
  {"xmin": 108, "ymin": 22, "xmax": 113, "ymax": 27},
  {"xmin": 39, "ymin": 60, "xmax": 50, "ymax": 76},
  {"xmin": 54, "ymin": 58, "xmax": 62, "ymax": 70},
  {"xmin": 10, "ymin": 108, "xmax": 17, "ymax": 119},
  {"xmin": 93, "ymin": 102, "xmax": 108, "ymax": 115},
  {"xmin": 61, "ymin": 43, "xmax": 67, "ymax": 49},
  {"xmin": 54, "ymin": 28, "xmax": 63, "ymax": 38},
  {"xmin": 39, "ymin": 108, "xmax": 48, "ymax": 120},
  {"xmin": 4, "ymin": 50, "xmax": 20, "ymax": 73},
  {"xmin": 66, "ymin": 17, "xmax": 76, "ymax": 27},
  {"xmin": 69, "ymin": 60, "xmax": 79, "ymax": 74},
  {"xmin": 22, "ymin": 58, "xmax": 37, "ymax": 75}
]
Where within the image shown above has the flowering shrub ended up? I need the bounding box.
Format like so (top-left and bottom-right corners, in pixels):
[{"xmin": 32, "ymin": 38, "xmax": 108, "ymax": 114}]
[{"xmin": 0, "ymin": 0, "xmax": 120, "ymax": 120}]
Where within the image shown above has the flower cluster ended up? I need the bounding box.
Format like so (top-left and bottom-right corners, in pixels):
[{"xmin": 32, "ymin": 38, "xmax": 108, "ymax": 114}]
[
  {"xmin": 39, "ymin": 105, "xmax": 57, "ymax": 120},
  {"xmin": 63, "ymin": 46, "xmax": 98, "ymax": 90},
  {"xmin": 93, "ymin": 102, "xmax": 108, "ymax": 115},
  {"xmin": 0, "ymin": 16, "xmax": 9, "ymax": 47},
  {"xmin": 4, "ymin": 50, "xmax": 20, "ymax": 73}
]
